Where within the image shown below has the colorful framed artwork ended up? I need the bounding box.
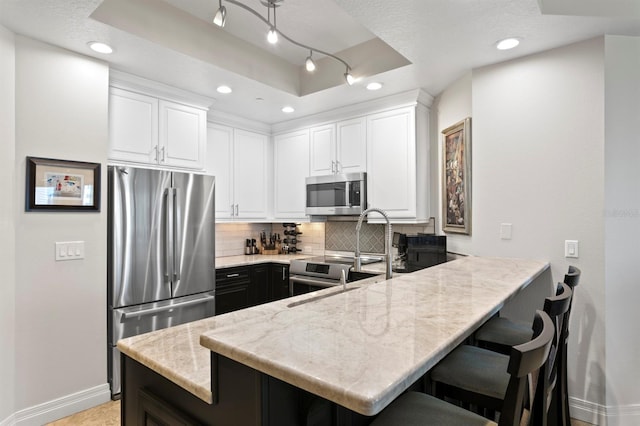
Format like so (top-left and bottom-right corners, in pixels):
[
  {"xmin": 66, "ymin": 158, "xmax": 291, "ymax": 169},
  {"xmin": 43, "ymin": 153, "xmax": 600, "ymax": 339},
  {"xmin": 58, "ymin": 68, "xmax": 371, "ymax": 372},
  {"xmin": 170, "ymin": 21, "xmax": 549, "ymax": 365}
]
[
  {"xmin": 25, "ymin": 156, "xmax": 101, "ymax": 211},
  {"xmin": 442, "ymin": 118, "xmax": 471, "ymax": 234}
]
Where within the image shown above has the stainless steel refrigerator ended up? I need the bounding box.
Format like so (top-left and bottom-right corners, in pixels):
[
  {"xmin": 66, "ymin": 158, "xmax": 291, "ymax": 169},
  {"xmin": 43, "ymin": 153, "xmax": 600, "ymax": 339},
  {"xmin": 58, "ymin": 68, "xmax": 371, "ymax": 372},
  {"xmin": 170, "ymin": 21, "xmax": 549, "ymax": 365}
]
[{"xmin": 107, "ymin": 165, "xmax": 216, "ymax": 397}]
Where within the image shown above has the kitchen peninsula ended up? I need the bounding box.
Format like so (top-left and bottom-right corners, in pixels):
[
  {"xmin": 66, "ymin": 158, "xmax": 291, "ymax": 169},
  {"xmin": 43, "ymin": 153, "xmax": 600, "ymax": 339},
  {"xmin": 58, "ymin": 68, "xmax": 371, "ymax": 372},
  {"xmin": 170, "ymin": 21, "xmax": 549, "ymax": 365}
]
[{"xmin": 117, "ymin": 256, "xmax": 549, "ymax": 425}]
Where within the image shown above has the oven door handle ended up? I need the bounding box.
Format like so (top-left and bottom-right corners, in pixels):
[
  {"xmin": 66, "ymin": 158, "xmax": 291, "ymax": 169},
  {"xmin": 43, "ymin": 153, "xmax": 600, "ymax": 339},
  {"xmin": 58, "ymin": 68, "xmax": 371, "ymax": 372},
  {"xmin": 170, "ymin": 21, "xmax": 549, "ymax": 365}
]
[{"xmin": 289, "ymin": 275, "xmax": 340, "ymax": 288}]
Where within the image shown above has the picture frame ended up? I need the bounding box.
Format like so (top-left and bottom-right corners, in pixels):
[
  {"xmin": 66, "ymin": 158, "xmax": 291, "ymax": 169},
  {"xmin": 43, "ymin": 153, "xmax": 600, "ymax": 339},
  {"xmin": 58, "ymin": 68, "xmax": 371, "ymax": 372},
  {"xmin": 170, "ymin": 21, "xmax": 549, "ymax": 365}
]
[
  {"xmin": 442, "ymin": 117, "xmax": 471, "ymax": 234},
  {"xmin": 25, "ymin": 156, "xmax": 101, "ymax": 212}
]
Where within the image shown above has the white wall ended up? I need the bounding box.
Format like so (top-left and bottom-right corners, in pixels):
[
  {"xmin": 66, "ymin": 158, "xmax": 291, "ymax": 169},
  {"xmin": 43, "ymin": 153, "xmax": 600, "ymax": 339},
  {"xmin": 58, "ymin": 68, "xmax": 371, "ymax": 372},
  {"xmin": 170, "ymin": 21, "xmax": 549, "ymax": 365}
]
[
  {"xmin": 604, "ymin": 35, "xmax": 640, "ymax": 424},
  {"xmin": 434, "ymin": 38, "xmax": 607, "ymax": 423},
  {"xmin": 0, "ymin": 24, "xmax": 16, "ymax": 425},
  {"xmin": 13, "ymin": 36, "xmax": 110, "ymax": 424}
]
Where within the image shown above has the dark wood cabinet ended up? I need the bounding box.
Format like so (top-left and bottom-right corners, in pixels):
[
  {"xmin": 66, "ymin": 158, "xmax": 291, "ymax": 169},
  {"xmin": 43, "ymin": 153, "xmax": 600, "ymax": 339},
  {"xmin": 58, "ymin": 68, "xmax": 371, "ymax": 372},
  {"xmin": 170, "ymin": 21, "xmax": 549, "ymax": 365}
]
[
  {"xmin": 270, "ymin": 264, "xmax": 290, "ymax": 301},
  {"xmin": 216, "ymin": 263, "xmax": 290, "ymax": 315},
  {"xmin": 215, "ymin": 266, "xmax": 251, "ymax": 315},
  {"xmin": 249, "ymin": 264, "xmax": 270, "ymax": 305}
]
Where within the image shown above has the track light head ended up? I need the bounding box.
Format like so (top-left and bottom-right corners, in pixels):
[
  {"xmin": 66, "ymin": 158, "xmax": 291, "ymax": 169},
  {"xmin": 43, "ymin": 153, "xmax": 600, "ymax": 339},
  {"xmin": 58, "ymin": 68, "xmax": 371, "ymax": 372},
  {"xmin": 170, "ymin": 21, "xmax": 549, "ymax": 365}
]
[
  {"xmin": 344, "ymin": 68, "xmax": 355, "ymax": 85},
  {"xmin": 305, "ymin": 51, "xmax": 316, "ymax": 72},
  {"xmin": 267, "ymin": 27, "xmax": 278, "ymax": 44},
  {"xmin": 213, "ymin": 3, "xmax": 226, "ymax": 27}
]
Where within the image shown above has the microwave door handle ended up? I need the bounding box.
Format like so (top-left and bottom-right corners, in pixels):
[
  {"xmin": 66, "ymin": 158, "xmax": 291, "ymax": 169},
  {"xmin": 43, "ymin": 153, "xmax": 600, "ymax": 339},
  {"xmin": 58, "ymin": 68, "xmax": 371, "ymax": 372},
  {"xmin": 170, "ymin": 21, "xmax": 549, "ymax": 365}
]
[{"xmin": 345, "ymin": 181, "xmax": 351, "ymax": 207}]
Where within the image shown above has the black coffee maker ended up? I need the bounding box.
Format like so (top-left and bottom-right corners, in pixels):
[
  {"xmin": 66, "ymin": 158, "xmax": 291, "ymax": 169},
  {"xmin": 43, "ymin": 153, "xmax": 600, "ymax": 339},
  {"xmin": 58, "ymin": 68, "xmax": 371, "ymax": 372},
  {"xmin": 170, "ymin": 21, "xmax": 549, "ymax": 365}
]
[{"xmin": 393, "ymin": 232, "xmax": 447, "ymax": 273}]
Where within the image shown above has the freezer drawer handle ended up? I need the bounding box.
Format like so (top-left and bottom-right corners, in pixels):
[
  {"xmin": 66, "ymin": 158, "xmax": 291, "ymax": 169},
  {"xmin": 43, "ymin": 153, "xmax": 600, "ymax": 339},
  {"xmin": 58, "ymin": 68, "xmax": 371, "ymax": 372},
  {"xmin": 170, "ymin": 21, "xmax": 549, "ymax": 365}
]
[{"xmin": 121, "ymin": 295, "xmax": 215, "ymax": 320}]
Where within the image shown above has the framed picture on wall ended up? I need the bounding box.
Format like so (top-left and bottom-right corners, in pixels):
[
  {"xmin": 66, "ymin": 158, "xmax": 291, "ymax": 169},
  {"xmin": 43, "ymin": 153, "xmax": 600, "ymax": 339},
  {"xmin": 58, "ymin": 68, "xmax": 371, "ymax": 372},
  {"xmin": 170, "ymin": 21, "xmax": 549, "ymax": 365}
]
[
  {"xmin": 442, "ymin": 117, "xmax": 471, "ymax": 234},
  {"xmin": 25, "ymin": 156, "xmax": 101, "ymax": 212}
]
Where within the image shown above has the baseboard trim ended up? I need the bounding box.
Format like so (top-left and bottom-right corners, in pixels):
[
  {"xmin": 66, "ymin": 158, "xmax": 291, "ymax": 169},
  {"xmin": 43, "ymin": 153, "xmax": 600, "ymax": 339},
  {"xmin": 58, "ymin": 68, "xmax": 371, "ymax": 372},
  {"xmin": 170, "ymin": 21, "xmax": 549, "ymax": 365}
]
[
  {"xmin": 0, "ymin": 413, "xmax": 16, "ymax": 426},
  {"xmin": 13, "ymin": 384, "xmax": 111, "ymax": 426},
  {"xmin": 570, "ymin": 396, "xmax": 608, "ymax": 425},
  {"xmin": 570, "ymin": 397, "xmax": 640, "ymax": 425}
]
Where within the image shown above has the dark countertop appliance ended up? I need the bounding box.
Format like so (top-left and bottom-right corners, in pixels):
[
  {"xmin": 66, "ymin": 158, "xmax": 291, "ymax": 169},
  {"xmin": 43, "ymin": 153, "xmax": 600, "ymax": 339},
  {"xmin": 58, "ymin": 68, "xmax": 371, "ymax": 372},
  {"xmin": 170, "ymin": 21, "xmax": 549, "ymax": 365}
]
[{"xmin": 393, "ymin": 233, "xmax": 447, "ymax": 273}]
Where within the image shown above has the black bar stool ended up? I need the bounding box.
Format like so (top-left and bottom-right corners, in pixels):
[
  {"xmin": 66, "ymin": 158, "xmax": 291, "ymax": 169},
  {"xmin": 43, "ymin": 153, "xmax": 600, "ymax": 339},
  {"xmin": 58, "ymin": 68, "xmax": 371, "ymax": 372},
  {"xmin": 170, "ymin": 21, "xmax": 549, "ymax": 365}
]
[{"xmin": 370, "ymin": 311, "xmax": 555, "ymax": 426}]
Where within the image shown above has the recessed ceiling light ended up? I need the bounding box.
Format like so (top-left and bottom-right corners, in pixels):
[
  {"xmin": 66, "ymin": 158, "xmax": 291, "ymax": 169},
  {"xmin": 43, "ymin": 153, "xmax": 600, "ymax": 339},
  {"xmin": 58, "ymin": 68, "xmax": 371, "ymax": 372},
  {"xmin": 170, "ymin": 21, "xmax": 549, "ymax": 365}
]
[
  {"xmin": 216, "ymin": 85, "xmax": 232, "ymax": 94},
  {"xmin": 496, "ymin": 38, "xmax": 520, "ymax": 50},
  {"xmin": 282, "ymin": 106, "xmax": 295, "ymax": 113},
  {"xmin": 366, "ymin": 82, "xmax": 383, "ymax": 91},
  {"xmin": 88, "ymin": 42, "xmax": 113, "ymax": 54}
]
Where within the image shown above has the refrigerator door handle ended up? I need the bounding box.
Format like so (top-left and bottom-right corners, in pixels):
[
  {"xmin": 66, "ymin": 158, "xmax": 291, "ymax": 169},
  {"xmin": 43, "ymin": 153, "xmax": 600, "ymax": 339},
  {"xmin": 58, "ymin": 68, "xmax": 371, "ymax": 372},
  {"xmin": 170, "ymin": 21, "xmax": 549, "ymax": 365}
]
[
  {"xmin": 164, "ymin": 187, "xmax": 174, "ymax": 280},
  {"xmin": 120, "ymin": 294, "xmax": 215, "ymax": 320},
  {"xmin": 173, "ymin": 187, "xmax": 182, "ymax": 281}
]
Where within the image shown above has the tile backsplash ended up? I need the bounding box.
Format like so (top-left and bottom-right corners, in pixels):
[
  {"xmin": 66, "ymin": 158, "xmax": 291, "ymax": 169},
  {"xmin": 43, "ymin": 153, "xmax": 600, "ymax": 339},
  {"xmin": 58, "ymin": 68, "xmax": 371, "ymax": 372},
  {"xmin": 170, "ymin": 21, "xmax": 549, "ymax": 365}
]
[
  {"xmin": 215, "ymin": 218, "xmax": 435, "ymax": 258},
  {"xmin": 215, "ymin": 222, "xmax": 325, "ymax": 258},
  {"xmin": 325, "ymin": 221, "xmax": 385, "ymax": 254}
]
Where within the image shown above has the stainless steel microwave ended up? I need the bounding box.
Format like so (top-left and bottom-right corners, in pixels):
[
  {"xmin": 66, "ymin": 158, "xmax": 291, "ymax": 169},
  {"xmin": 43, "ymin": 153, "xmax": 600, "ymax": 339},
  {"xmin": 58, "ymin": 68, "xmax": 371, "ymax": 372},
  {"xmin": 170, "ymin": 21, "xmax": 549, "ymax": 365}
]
[{"xmin": 305, "ymin": 172, "xmax": 367, "ymax": 216}]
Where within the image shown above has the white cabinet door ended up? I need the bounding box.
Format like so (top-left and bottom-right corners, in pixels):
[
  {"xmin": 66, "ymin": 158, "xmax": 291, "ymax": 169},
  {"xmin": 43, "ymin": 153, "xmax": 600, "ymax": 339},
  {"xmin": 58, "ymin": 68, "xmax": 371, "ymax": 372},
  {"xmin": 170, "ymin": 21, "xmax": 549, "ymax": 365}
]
[
  {"xmin": 309, "ymin": 124, "xmax": 335, "ymax": 176},
  {"xmin": 108, "ymin": 88, "xmax": 158, "ymax": 164},
  {"xmin": 206, "ymin": 124, "xmax": 234, "ymax": 219},
  {"xmin": 336, "ymin": 117, "xmax": 366, "ymax": 174},
  {"xmin": 233, "ymin": 129, "xmax": 269, "ymax": 219},
  {"xmin": 366, "ymin": 107, "xmax": 417, "ymax": 219},
  {"xmin": 159, "ymin": 100, "xmax": 206, "ymax": 169},
  {"xmin": 274, "ymin": 130, "xmax": 310, "ymax": 219}
]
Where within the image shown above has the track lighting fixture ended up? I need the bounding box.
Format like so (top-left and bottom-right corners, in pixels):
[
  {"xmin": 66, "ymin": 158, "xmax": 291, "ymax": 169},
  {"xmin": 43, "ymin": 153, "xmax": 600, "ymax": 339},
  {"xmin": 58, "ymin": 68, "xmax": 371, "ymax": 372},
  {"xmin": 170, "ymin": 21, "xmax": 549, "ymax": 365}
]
[
  {"xmin": 344, "ymin": 67, "xmax": 355, "ymax": 85},
  {"xmin": 213, "ymin": 0, "xmax": 354, "ymax": 85},
  {"xmin": 305, "ymin": 51, "xmax": 316, "ymax": 72},
  {"xmin": 213, "ymin": 0, "xmax": 226, "ymax": 27},
  {"xmin": 266, "ymin": 2, "xmax": 278, "ymax": 44}
]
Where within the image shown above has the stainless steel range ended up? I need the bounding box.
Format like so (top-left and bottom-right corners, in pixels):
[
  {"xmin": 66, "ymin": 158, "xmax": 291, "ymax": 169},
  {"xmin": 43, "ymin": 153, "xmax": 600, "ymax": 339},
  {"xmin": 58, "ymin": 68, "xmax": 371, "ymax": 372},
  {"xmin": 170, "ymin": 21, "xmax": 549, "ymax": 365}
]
[{"xmin": 289, "ymin": 254, "xmax": 382, "ymax": 296}]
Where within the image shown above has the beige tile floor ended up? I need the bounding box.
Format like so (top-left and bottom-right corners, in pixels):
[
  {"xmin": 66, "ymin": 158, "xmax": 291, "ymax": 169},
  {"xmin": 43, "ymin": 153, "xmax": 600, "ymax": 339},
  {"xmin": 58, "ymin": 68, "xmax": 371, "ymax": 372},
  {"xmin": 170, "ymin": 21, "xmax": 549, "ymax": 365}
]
[{"xmin": 47, "ymin": 400, "xmax": 596, "ymax": 425}]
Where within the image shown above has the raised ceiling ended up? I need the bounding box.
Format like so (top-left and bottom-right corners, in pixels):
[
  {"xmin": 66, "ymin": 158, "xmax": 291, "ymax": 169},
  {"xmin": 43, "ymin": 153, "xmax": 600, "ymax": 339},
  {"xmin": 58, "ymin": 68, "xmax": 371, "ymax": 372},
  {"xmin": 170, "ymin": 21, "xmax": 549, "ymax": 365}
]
[{"xmin": 1, "ymin": 0, "xmax": 639, "ymax": 124}]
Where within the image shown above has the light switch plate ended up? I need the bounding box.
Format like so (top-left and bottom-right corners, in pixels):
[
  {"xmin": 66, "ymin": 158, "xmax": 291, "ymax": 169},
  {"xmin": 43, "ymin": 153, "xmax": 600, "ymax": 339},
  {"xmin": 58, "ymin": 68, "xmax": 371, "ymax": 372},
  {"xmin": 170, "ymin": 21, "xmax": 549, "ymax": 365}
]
[
  {"xmin": 55, "ymin": 241, "xmax": 85, "ymax": 261},
  {"xmin": 565, "ymin": 240, "xmax": 579, "ymax": 258},
  {"xmin": 500, "ymin": 223, "xmax": 513, "ymax": 240}
]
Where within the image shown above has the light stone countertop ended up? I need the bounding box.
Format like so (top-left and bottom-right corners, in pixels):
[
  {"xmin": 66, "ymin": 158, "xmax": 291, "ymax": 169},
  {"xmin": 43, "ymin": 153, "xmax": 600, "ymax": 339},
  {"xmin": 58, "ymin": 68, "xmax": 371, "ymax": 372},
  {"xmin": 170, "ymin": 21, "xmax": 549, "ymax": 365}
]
[
  {"xmin": 214, "ymin": 253, "xmax": 313, "ymax": 269},
  {"xmin": 118, "ymin": 256, "xmax": 548, "ymax": 415}
]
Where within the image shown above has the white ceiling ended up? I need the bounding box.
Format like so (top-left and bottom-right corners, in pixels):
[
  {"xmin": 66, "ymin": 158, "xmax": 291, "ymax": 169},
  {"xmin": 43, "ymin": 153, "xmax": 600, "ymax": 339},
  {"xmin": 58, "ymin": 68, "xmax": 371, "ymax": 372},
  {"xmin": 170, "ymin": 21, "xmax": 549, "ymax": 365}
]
[{"xmin": 1, "ymin": 0, "xmax": 639, "ymax": 124}]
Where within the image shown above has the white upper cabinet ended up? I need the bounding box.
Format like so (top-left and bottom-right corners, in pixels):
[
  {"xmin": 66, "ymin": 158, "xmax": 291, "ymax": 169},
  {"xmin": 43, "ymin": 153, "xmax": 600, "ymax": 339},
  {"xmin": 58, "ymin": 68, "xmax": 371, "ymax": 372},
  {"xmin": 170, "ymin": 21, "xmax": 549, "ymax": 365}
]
[
  {"xmin": 108, "ymin": 88, "xmax": 159, "ymax": 164},
  {"xmin": 309, "ymin": 124, "xmax": 335, "ymax": 176},
  {"xmin": 273, "ymin": 129, "xmax": 310, "ymax": 219},
  {"xmin": 309, "ymin": 117, "xmax": 366, "ymax": 176},
  {"xmin": 366, "ymin": 105, "xmax": 430, "ymax": 222},
  {"xmin": 233, "ymin": 129, "xmax": 269, "ymax": 220},
  {"xmin": 158, "ymin": 100, "xmax": 206, "ymax": 169},
  {"xmin": 336, "ymin": 117, "xmax": 366, "ymax": 174},
  {"xmin": 206, "ymin": 123, "xmax": 269, "ymax": 221},
  {"xmin": 108, "ymin": 73, "xmax": 210, "ymax": 170},
  {"xmin": 205, "ymin": 123, "xmax": 234, "ymax": 220}
]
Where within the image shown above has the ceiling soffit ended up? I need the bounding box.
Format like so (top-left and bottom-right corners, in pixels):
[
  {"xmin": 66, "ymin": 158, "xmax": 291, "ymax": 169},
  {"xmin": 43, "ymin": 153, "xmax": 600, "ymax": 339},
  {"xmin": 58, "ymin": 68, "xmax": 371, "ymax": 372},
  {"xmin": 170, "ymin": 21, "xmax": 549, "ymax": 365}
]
[
  {"xmin": 537, "ymin": 0, "xmax": 640, "ymax": 18},
  {"xmin": 91, "ymin": 0, "xmax": 411, "ymax": 97}
]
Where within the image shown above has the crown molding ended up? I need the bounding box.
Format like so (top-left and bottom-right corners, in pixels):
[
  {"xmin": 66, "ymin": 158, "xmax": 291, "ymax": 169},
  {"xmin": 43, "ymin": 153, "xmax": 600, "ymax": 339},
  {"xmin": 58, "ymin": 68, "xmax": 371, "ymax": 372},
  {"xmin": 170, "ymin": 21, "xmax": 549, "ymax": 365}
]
[
  {"xmin": 109, "ymin": 69, "xmax": 215, "ymax": 110},
  {"xmin": 271, "ymin": 88, "xmax": 434, "ymax": 134},
  {"xmin": 208, "ymin": 110, "xmax": 271, "ymax": 134}
]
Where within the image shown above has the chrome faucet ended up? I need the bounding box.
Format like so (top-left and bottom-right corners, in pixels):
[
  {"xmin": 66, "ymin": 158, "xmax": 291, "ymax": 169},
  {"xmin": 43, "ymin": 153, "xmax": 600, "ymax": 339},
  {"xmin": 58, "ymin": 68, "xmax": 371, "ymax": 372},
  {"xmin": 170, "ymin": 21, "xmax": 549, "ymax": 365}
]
[{"xmin": 354, "ymin": 207, "xmax": 393, "ymax": 280}]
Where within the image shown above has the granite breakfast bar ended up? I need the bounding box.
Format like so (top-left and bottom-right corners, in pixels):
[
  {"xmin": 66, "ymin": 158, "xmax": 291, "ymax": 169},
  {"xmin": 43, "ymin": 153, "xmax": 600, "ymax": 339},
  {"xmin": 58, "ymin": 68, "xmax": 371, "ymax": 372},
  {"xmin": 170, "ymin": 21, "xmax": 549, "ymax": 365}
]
[{"xmin": 117, "ymin": 256, "xmax": 550, "ymax": 425}]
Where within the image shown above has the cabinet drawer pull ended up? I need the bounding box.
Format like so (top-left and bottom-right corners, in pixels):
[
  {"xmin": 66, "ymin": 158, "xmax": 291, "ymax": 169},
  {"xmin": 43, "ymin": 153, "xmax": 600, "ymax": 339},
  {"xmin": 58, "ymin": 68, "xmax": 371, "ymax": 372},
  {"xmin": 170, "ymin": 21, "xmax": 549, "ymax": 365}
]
[{"xmin": 226, "ymin": 273, "xmax": 240, "ymax": 278}]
